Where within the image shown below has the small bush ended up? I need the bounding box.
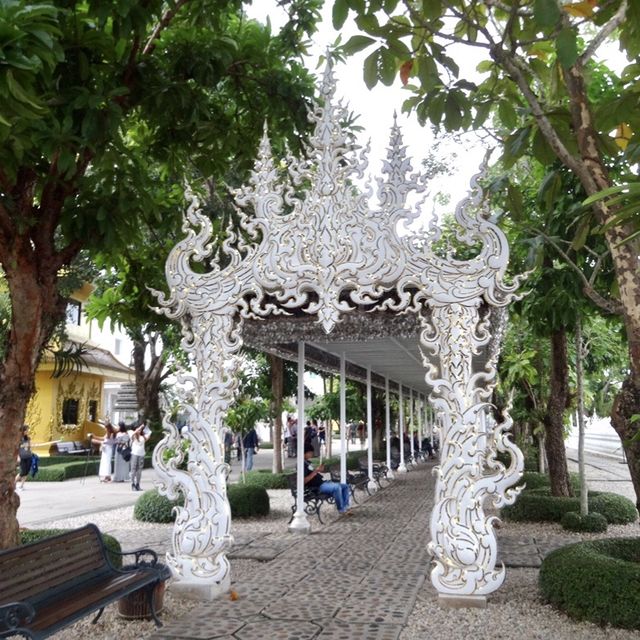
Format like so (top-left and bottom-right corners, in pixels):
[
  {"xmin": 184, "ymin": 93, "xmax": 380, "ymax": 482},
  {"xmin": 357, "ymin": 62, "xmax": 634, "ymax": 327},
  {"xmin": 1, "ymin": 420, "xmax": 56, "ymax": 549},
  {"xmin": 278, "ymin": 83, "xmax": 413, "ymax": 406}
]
[
  {"xmin": 589, "ymin": 492, "xmax": 638, "ymax": 525},
  {"xmin": 20, "ymin": 528, "xmax": 122, "ymax": 568},
  {"xmin": 134, "ymin": 489, "xmax": 184, "ymax": 523},
  {"xmin": 242, "ymin": 470, "xmax": 289, "ymax": 489},
  {"xmin": 540, "ymin": 537, "xmax": 640, "ymax": 629},
  {"xmin": 227, "ymin": 484, "xmax": 269, "ymax": 518},
  {"xmin": 502, "ymin": 491, "xmax": 636, "ymax": 525},
  {"xmin": 259, "ymin": 442, "xmax": 274, "ymax": 449},
  {"xmin": 561, "ymin": 511, "xmax": 608, "ymax": 533}
]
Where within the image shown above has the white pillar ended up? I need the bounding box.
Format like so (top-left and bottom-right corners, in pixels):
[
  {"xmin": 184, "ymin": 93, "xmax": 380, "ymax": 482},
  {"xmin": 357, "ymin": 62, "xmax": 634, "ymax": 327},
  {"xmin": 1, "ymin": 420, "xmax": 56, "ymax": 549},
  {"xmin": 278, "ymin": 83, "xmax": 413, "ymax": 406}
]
[
  {"xmin": 417, "ymin": 394, "xmax": 423, "ymax": 461},
  {"xmin": 289, "ymin": 341, "xmax": 310, "ymax": 533},
  {"xmin": 385, "ymin": 377, "xmax": 394, "ymax": 479},
  {"xmin": 366, "ymin": 367, "xmax": 377, "ymax": 492},
  {"xmin": 409, "ymin": 388, "xmax": 415, "ymax": 462},
  {"xmin": 340, "ymin": 351, "xmax": 347, "ymax": 485},
  {"xmin": 397, "ymin": 384, "xmax": 407, "ymax": 473}
]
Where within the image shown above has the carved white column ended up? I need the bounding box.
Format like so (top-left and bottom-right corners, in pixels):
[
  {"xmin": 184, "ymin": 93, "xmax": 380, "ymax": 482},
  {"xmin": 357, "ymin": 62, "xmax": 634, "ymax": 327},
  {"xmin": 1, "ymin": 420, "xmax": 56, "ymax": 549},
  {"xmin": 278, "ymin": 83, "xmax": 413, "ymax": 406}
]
[
  {"xmin": 417, "ymin": 395, "xmax": 423, "ymax": 461},
  {"xmin": 421, "ymin": 304, "xmax": 523, "ymax": 607},
  {"xmin": 366, "ymin": 367, "xmax": 377, "ymax": 492},
  {"xmin": 409, "ymin": 388, "xmax": 415, "ymax": 462}
]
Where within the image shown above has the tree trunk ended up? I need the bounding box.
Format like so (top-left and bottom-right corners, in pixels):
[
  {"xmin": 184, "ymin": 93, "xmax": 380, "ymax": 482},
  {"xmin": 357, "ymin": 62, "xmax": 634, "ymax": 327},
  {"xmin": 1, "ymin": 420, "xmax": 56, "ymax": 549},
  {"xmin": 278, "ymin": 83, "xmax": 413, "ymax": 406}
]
[
  {"xmin": 269, "ymin": 354, "xmax": 283, "ymax": 473},
  {"xmin": 132, "ymin": 334, "xmax": 164, "ymax": 429},
  {"xmin": 575, "ymin": 317, "xmax": 588, "ymax": 515},
  {"xmin": 543, "ymin": 328, "xmax": 572, "ymax": 497},
  {"xmin": 0, "ymin": 234, "xmax": 69, "ymax": 549}
]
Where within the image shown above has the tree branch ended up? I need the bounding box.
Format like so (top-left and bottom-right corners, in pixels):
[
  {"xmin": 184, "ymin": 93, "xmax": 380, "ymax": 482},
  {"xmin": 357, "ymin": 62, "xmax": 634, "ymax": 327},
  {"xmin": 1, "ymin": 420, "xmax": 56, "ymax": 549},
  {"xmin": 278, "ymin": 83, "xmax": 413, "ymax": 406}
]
[
  {"xmin": 143, "ymin": 0, "xmax": 190, "ymax": 56},
  {"xmin": 534, "ymin": 227, "xmax": 624, "ymax": 315},
  {"xmin": 580, "ymin": 0, "xmax": 628, "ymax": 65}
]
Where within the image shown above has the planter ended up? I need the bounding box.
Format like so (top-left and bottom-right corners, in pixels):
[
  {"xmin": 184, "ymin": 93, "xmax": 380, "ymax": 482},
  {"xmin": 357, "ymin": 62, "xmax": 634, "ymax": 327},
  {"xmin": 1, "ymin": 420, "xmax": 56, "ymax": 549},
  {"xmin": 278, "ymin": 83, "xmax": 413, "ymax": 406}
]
[{"xmin": 117, "ymin": 580, "xmax": 166, "ymax": 621}]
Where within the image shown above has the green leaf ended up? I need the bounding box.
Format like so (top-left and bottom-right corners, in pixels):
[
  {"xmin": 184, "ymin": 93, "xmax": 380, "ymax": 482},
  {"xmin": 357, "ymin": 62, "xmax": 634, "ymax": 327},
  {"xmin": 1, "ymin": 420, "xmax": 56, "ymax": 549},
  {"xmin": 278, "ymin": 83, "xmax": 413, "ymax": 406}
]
[
  {"xmin": 570, "ymin": 216, "xmax": 591, "ymax": 251},
  {"xmin": 498, "ymin": 101, "xmax": 518, "ymax": 129},
  {"xmin": 6, "ymin": 70, "xmax": 44, "ymax": 111},
  {"xmin": 556, "ymin": 28, "xmax": 579, "ymax": 69},
  {"xmin": 363, "ymin": 49, "xmax": 379, "ymax": 89},
  {"xmin": 342, "ymin": 35, "xmax": 376, "ymax": 55},
  {"xmin": 379, "ymin": 48, "xmax": 396, "ymax": 86},
  {"xmin": 332, "ymin": 0, "xmax": 349, "ymax": 29},
  {"xmin": 422, "ymin": 0, "xmax": 442, "ymax": 21},
  {"xmin": 534, "ymin": 0, "xmax": 561, "ymax": 28}
]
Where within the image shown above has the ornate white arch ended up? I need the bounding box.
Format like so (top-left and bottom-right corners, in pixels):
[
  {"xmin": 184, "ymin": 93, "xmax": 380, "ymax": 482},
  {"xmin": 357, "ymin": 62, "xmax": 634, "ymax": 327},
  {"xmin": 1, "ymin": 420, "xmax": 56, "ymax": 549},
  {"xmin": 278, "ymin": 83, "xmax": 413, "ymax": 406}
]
[{"xmin": 153, "ymin": 61, "xmax": 524, "ymax": 604}]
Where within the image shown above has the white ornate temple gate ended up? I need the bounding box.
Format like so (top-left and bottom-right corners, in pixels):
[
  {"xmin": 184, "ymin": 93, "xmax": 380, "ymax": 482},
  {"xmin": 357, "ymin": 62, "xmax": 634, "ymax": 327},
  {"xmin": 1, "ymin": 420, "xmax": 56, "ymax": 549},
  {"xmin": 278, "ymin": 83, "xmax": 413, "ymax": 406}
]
[{"xmin": 153, "ymin": 62, "xmax": 524, "ymax": 605}]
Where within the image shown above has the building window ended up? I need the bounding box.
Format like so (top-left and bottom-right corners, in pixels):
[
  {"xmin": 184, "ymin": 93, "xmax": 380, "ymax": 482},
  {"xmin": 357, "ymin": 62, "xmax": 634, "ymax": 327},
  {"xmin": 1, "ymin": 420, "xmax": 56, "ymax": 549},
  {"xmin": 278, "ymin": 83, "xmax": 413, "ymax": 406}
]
[
  {"xmin": 88, "ymin": 400, "xmax": 98, "ymax": 423},
  {"xmin": 65, "ymin": 300, "xmax": 82, "ymax": 326},
  {"xmin": 62, "ymin": 398, "xmax": 80, "ymax": 425}
]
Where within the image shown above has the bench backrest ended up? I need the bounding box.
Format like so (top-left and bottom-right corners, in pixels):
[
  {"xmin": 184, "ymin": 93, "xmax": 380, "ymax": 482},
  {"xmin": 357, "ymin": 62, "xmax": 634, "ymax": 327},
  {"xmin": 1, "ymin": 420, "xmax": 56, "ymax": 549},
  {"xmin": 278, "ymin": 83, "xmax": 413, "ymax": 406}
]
[
  {"xmin": 56, "ymin": 442, "xmax": 76, "ymax": 454},
  {"xmin": 0, "ymin": 525, "xmax": 111, "ymax": 605}
]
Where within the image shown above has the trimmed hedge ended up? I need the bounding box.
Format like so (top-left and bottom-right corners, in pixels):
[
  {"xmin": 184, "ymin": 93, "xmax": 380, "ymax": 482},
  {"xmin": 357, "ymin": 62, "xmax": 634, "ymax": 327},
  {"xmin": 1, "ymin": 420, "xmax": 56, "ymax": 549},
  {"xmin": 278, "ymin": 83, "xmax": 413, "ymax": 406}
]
[
  {"xmin": 134, "ymin": 485, "xmax": 270, "ymax": 522},
  {"xmin": 502, "ymin": 490, "xmax": 637, "ymax": 524},
  {"xmin": 228, "ymin": 484, "xmax": 269, "ymax": 518},
  {"xmin": 518, "ymin": 471, "xmax": 581, "ymax": 493},
  {"xmin": 134, "ymin": 489, "xmax": 184, "ymax": 523},
  {"xmin": 20, "ymin": 528, "xmax": 122, "ymax": 568},
  {"xmin": 242, "ymin": 470, "xmax": 289, "ymax": 490},
  {"xmin": 561, "ymin": 511, "xmax": 608, "ymax": 533},
  {"xmin": 539, "ymin": 537, "xmax": 640, "ymax": 629},
  {"xmin": 25, "ymin": 453, "xmax": 153, "ymax": 482}
]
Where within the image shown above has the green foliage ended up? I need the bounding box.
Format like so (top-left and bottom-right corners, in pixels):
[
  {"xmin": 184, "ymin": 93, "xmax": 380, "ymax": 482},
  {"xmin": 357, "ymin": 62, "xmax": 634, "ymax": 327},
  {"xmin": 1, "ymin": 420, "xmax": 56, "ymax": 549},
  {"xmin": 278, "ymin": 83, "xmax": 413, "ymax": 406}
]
[
  {"xmin": 589, "ymin": 492, "xmax": 639, "ymax": 525},
  {"xmin": 134, "ymin": 489, "xmax": 184, "ymax": 523},
  {"xmin": 241, "ymin": 470, "xmax": 289, "ymax": 489},
  {"xmin": 561, "ymin": 511, "xmax": 608, "ymax": 533},
  {"xmin": 19, "ymin": 529, "xmax": 122, "ymax": 568},
  {"xmin": 539, "ymin": 538, "xmax": 640, "ymax": 629},
  {"xmin": 502, "ymin": 491, "xmax": 637, "ymax": 524},
  {"xmin": 227, "ymin": 484, "xmax": 270, "ymax": 518}
]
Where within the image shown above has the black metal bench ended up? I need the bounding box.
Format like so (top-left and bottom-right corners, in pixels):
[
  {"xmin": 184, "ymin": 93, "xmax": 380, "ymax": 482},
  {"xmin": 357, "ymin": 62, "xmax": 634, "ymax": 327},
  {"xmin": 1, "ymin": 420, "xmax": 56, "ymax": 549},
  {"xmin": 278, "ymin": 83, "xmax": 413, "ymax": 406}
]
[
  {"xmin": 286, "ymin": 473, "xmax": 334, "ymax": 524},
  {"xmin": 0, "ymin": 524, "xmax": 171, "ymax": 639},
  {"xmin": 48, "ymin": 441, "xmax": 91, "ymax": 456},
  {"xmin": 328, "ymin": 465, "xmax": 369, "ymax": 503},
  {"xmin": 358, "ymin": 457, "xmax": 389, "ymax": 488}
]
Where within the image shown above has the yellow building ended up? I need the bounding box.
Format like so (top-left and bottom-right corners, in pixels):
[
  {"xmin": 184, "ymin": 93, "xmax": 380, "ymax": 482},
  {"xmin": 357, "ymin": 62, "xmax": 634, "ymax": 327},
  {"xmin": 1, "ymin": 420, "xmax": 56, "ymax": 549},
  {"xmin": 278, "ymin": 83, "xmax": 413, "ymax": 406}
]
[{"xmin": 25, "ymin": 283, "xmax": 134, "ymax": 455}]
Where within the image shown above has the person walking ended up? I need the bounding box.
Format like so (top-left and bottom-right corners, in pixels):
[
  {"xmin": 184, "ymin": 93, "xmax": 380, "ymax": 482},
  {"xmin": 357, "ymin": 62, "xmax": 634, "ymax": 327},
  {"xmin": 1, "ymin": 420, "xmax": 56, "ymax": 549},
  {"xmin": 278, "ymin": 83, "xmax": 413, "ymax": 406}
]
[
  {"xmin": 15, "ymin": 425, "xmax": 32, "ymax": 490},
  {"xmin": 113, "ymin": 421, "xmax": 131, "ymax": 482},
  {"xmin": 243, "ymin": 426, "xmax": 259, "ymax": 471},
  {"xmin": 128, "ymin": 420, "xmax": 151, "ymax": 491}
]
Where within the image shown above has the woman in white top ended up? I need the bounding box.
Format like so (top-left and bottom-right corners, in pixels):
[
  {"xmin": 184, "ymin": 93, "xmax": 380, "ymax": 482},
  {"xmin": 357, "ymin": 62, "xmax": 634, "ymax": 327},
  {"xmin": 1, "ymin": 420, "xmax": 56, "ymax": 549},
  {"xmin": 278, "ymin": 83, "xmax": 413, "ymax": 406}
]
[{"xmin": 92, "ymin": 421, "xmax": 117, "ymax": 483}]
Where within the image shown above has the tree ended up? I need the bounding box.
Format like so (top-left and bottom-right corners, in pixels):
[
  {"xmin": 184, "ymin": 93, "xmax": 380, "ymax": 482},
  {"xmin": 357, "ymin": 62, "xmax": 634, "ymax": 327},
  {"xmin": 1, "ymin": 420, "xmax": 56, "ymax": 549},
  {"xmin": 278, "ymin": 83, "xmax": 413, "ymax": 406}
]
[
  {"xmin": 336, "ymin": 0, "xmax": 640, "ymax": 507},
  {"xmin": 0, "ymin": 0, "xmax": 321, "ymax": 549}
]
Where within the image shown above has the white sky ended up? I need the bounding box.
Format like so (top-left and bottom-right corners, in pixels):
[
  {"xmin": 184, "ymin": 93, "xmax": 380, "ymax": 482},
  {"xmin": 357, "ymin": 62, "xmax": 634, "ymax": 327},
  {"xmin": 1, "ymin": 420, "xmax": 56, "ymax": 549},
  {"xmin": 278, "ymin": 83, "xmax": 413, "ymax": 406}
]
[{"xmin": 246, "ymin": 3, "xmax": 486, "ymax": 226}]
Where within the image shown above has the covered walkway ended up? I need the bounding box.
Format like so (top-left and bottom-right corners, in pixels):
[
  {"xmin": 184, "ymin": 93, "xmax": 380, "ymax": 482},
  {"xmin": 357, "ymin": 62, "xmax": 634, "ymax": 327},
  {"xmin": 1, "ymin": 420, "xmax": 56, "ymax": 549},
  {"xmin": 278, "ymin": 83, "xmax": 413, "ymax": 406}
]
[{"xmin": 148, "ymin": 462, "xmax": 563, "ymax": 640}]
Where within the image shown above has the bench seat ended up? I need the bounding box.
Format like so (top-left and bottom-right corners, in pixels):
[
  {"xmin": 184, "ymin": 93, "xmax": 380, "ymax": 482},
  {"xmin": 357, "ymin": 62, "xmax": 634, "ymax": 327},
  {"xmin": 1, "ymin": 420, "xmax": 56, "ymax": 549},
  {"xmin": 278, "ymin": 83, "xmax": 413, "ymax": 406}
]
[{"xmin": 0, "ymin": 524, "xmax": 170, "ymax": 640}]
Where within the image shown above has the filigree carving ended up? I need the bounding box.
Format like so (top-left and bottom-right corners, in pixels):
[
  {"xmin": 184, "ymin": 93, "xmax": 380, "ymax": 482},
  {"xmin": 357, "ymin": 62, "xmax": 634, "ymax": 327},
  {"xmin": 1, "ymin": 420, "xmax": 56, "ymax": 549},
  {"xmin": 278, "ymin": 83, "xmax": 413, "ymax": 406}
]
[{"xmin": 154, "ymin": 58, "xmax": 523, "ymax": 601}]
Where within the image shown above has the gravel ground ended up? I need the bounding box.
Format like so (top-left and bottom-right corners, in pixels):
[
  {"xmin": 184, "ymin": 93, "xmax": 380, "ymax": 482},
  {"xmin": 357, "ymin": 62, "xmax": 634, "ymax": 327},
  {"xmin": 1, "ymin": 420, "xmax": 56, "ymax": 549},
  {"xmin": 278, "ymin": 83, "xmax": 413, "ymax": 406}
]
[{"xmin": 30, "ymin": 487, "xmax": 640, "ymax": 640}]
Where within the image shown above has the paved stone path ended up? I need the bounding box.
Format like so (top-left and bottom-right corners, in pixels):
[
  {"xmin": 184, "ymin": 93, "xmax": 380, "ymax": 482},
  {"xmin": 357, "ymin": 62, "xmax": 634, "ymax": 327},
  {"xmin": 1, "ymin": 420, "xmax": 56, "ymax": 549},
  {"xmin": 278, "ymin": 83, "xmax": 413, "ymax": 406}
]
[{"xmin": 143, "ymin": 463, "xmax": 576, "ymax": 640}]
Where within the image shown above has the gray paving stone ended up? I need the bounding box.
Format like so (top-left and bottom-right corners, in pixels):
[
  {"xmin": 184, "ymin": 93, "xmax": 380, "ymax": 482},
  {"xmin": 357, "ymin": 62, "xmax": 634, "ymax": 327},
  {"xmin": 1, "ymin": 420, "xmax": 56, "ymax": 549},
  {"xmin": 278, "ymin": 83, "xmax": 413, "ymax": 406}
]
[
  {"xmin": 316, "ymin": 620, "xmax": 402, "ymax": 640},
  {"xmin": 234, "ymin": 618, "xmax": 320, "ymax": 640},
  {"xmin": 148, "ymin": 616, "xmax": 245, "ymax": 638}
]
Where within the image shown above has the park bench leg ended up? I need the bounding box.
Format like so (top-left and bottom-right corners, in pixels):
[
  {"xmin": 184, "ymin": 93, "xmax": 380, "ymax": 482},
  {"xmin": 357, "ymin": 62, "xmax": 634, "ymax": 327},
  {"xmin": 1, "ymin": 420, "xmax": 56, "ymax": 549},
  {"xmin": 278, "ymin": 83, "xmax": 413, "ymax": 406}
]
[
  {"xmin": 91, "ymin": 607, "xmax": 105, "ymax": 624},
  {"xmin": 148, "ymin": 584, "xmax": 163, "ymax": 628}
]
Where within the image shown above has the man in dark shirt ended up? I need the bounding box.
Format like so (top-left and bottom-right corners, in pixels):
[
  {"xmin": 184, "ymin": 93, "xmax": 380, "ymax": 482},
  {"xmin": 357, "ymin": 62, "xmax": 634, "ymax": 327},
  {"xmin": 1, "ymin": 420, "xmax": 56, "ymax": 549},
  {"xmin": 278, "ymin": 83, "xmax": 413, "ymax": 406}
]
[{"xmin": 303, "ymin": 444, "xmax": 351, "ymax": 515}]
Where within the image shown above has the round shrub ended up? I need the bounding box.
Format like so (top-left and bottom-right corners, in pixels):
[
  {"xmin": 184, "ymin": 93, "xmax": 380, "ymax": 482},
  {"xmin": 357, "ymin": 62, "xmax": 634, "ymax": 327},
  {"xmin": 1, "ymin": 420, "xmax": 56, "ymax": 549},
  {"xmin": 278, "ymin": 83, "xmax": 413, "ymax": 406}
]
[
  {"xmin": 243, "ymin": 470, "xmax": 289, "ymax": 489},
  {"xmin": 227, "ymin": 484, "xmax": 269, "ymax": 518},
  {"xmin": 589, "ymin": 492, "xmax": 638, "ymax": 525},
  {"xmin": 561, "ymin": 511, "xmax": 608, "ymax": 533},
  {"xmin": 134, "ymin": 489, "xmax": 183, "ymax": 523},
  {"xmin": 540, "ymin": 537, "xmax": 640, "ymax": 629},
  {"xmin": 502, "ymin": 491, "xmax": 637, "ymax": 525},
  {"xmin": 20, "ymin": 528, "xmax": 122, "ymax": 568}
]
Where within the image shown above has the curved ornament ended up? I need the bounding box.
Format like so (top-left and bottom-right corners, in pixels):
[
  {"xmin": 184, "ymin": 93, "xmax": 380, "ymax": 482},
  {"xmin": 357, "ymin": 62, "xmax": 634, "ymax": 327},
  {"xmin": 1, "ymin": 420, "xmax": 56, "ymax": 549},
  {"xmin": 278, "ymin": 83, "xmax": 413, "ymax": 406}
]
[{"xmin": 153, "ymin": 58, "xmax": 524, "ymax": 601}]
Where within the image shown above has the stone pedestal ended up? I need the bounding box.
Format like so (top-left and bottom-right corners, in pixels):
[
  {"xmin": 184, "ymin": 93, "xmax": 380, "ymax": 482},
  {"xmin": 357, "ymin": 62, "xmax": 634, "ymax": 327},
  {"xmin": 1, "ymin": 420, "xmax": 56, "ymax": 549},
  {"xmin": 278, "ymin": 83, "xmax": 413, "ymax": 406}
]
[{"xmin": 438, "ymin": 594, "xmax": 487, "ymax": 609}]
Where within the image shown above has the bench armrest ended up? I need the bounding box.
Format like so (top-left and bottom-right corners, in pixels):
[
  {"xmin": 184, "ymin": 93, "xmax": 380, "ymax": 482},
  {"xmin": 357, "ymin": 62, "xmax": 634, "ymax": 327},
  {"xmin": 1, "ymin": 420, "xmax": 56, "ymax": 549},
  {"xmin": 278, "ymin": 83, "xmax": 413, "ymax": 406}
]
[
  {"xmin": 113, "ymin": 547, "xmax": 159, "ymax": 569},
  {"xmin": 0, "ymin": 601, "xmax": 36, "ymax": 635}
]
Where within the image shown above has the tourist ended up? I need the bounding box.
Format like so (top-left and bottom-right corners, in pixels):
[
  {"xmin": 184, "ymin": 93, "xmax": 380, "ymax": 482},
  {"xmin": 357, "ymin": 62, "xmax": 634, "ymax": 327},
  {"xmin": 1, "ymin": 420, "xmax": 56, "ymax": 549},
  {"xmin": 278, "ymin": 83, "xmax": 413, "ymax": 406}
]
[
  {"xmin": 303, "ymin": 444, "xmax": 351, "ymax": 515},
  {"xmin": 128, "ymin": 420, "xmax": 151, "ymax": 491},
  {"xmin": 243, "ymin": 426, "xmax": 259, "ymax": 471},
  {"xmin": 15, "ymin": 424, "xmax": 32, "ymax": 490},
  {"xmin": 223, "ymin": 428, "xmax": 234, "ymax": 465},
  {"xmin": 316, "ymin": 419, "xmax": 326, "ymax": 446},
  {"xmin": 113, "ymin": 421, "xmax": 131, "ymax": 482},
  {"xmin": 92, "ymin": 421, "xmax": 116, "ymax": 483}
]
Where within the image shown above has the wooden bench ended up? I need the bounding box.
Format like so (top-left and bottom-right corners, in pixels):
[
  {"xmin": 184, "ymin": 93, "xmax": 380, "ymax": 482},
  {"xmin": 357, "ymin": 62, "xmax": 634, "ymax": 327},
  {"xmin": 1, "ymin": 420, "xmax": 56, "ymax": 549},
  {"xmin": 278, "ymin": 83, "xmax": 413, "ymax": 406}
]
[
  {"xmin": 48, "ymin": 441, "xmax": 92, "ymax": 456},
  {"xmin": 286, "ymin": 474, "xmax": 334, "ymax": 524},
  {"xmin": 0, "ymin": 524, "xmax": 171, "ymax": 639}
]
